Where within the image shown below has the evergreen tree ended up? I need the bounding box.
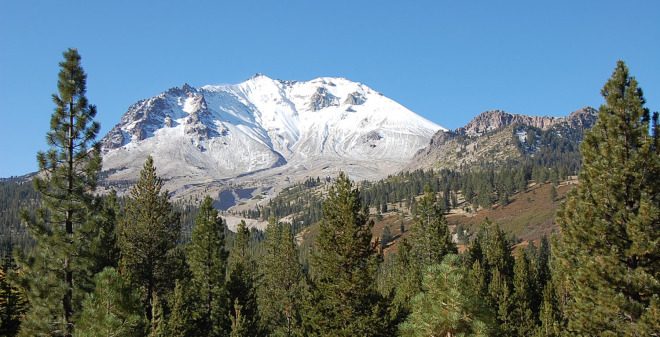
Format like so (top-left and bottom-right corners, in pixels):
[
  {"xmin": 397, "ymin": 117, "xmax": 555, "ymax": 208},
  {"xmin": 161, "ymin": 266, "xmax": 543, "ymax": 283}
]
[
  {"xmin": 511, "ymin": 249, "xmax": 535, "ymax": 336},
  {"xmin": 148, "ymin": 293, "xmax": 169, "ymax": 337},
  {"xmin": 465, "ymin": 219, "xmax": 515, "ymax": 336},
  {"xmin": 537, "ymin": 279, "xmax": 560, "ymax": 337},
  {"xmin": 91, "ymin": 190, "xmax": 120, "ymax": 273},
  {"xmin": 168, "ymin": 278, "xmax": 201, "ymax": 337},
  {"xmin": 188, "ymin": 195, "xmax": 229, "ymax": 336},
  {"xmin": 227, "ymin": 221, "xmax": 260, "ymax": 337},
  {"xmin": 74, "ymin": 267, "xmax": 146, "ymax": 337},
  {"xmin": 257, "ymin": 216, "xmax": 304, "ymax": 337},
  {"xmin": 0, "ymin": 246, "xmax": 28, "ymax": 337},
  {"xmin": 381, "ymin": 225, "xmax": 393, "ymax": 249},
  {"xmin": 532, "ymin": 236, "xmax": 551, "ymax": 307},
  {"xmin": 549, "ymin": 185, "xmax": 557, "ymax": 202},
  {"xmin": 409, "ymin": 185, "xmax": 456, "ymax": 268},
  {"xmin": 118, "ymin": 156, "xmax": 181, "ymax": 325},
  {"xmin": 554, "ymin": 61, "xmax": 660, "ymax": 335},
  {"xmin": 305, "ymin": 172, "xmax": 389, "ymax": 336},
  {"xmin": 229, "ymin": 299, "xmax": 249, "ymax": 337},
  {"xmin": 399, "ymin": 254, "xmax": 492, "ymax": 337},
  {"xmin": 17, "ymin": 48, "xmax": 102, "ymax": 337},
  {"xmin": 388, "ymin": 239, "xmax": 421, "ymax": 325}
]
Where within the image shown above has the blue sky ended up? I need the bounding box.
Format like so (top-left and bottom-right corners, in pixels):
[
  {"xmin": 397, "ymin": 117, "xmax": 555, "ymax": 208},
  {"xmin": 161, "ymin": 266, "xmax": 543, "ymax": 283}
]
[{"xmin": 1, "ymin": 0, "xmax": 658, "ymax": 177}]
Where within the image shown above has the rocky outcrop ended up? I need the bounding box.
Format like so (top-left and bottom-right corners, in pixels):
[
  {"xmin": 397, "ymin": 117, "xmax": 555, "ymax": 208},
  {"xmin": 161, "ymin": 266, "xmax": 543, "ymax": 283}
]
[
  {"xmin": 455, "ymin": 107, "xmax": 598, "ymax": 137},
  {"xmin": 343, "ymin": 92, "xmax": 366, "ymax": 105},
  {"xmin": 405, "ymin": 107, "xmax": 599, "ymax": 172},
  {"xmin": 309, "ymin": 87, "xmax": 339, "ymax": 111}
]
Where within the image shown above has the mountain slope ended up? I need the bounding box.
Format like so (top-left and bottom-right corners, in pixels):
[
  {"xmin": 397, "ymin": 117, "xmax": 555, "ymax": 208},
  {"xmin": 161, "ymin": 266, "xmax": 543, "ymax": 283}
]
[
  {"xmin": 99, "ymin": 75, "xmax": 444, "ymax": 201},
  {"xmin": 406, "ymin": 107, "xmax": 598, "ymax": 171}
]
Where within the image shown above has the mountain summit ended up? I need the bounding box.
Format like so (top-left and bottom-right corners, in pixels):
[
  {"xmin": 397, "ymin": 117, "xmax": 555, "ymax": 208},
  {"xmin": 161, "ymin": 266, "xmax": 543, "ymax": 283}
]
[{"xmin": 100, "ymin": 75, "xmax": 444, "ymax": 197}]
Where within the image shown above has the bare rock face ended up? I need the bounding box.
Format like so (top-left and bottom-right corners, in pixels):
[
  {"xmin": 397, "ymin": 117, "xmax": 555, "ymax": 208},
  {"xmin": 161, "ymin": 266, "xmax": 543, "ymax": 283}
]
[
  {"xmin": 455, "ymin": 107, "xmax": 597, "ymax": 137},
  {"xmin": 343, "ymin": 91, "xmax": 366, "ymax": 105},
  {"xmin": 309, "ymin": 87, "xmax": 339, "ymax": 111},
  {"xmin": 405, "ymin": 107, "xmax": 599, "ymax": 172}
]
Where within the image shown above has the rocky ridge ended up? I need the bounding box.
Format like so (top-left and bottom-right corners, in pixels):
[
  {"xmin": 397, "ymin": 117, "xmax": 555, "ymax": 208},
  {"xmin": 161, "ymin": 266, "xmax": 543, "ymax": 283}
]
[{"xmin": 405, "ymin": 107, "xmax": 598, "ymax": 171}]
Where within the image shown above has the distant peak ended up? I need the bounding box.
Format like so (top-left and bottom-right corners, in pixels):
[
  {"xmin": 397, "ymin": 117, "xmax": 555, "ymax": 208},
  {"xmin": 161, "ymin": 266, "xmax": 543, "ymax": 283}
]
[
  {"xmin": 182, "ymin": 83, "xmax": 195, "ymax": 92},
  {"xmin": 165, "ymin": 83, "xmax": 196, "ymax": 96},
  {"xmin": 569, "ymin": 106, "xmax": 598, "ymax": 117}
]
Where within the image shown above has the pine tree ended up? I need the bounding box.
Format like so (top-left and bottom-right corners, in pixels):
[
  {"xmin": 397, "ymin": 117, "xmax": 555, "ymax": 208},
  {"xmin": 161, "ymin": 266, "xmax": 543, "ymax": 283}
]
[
  {"xmin": 305, "ymin": 172, "xmax": 389, "ymax": 336},
  {"xmin": 226, "ymin": 221, "xmax": 260, "ymax": 337},
  {"xmin": 465, "ymin": 219, "xmax": 515, "ymax": 335},
  {"xmin": 511, "ymin": 249, "xmax": 535, "ymax": 336},
  {"xmin": 168, "ymin": 278, "xmax": 201, "ymax": 337},
  {"xmin": 554, "ymin": 60, "xmax": 660, "ymax": 335},
  {"xmin": 91, "ymin": 190, "xmax": 121, "ymax": 273},
  {"xmin": 74, "ymin": 267, "xmax": 146, "ymax": 337},
  {"xmin": 381, "ymin": 225, "xmax": 393, "ymax": 249},
  {"xmin": 399, "ymin": 254, "xmax": 492, "ymax": 337},
  {"xmin": 0, "ymin": 246, "xmax": 28, "ymax": 337},
  {"xmin": 531, "ymin": 236, "xmax": 551, "ymax": 313},
  {"xmin": 17, "ymin": 48, "xmax": 102, "ymax": 337},
  {"xmin": 549, "ymin": 185, "xmax": 557, "ymax": 202},
  {"xmin": 149, "ymin": 293, "xmax": 169, "ymax": 337},
  {"xmin": 118, "ymin": 156, "xmax": 181, "ymax": 325},
  {"xmin": 409, "ymin": 185, "xmax": 456, "ymax": 268},
  {"xmin": 229, "ymin": 299, "xmax": 249, "ymax": 337},
  {"xmin": 389, "ymin": 239, "xmax": 421, "ymax": 325},
  {"xmin": 257, "ymin": 216, "xmax": 304, "ymax": 337},
  {"xmin": 188, "ymin": 195, "xmax": 229, "ymax": 336},
  {"xmin": 537, "ymin": 279, "xmax": 560, "ymax": 337}
]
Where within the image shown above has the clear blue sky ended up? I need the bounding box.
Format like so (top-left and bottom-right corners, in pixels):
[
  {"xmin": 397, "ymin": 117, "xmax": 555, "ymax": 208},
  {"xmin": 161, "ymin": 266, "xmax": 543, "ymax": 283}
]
[{"xmin": 1, "ymin": 0, "xmax": 658, "ymax": 177}]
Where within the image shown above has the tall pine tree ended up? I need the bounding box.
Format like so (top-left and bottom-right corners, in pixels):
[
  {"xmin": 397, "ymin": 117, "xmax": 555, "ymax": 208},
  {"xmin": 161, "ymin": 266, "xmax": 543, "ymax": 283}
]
[
  {"xmin": 74, "ymin": 267, "xmax": 147, "ymax": 337},
  {"xmin": 409, "ymin": 185, "xmax": 456, "ymax": 268},
  {"xmin": 227, "ymin": 220, "xmax": 260, "ymax": 337},
  {"xmin": 187, "ymin": 195, "xmax": 229, "ymax": 337},
  {"xmin": 17, "ymin": 48, "xmax": 102, "ymax": 337},
  {"xmin": 305, "ymin": 172, "xmax": 390, "ymax": 337},
  {"xmin": 257, "ymin": 216, "xmax": 304, "ymax": 337},
  {"xmin": 554, "ymin": 60, "xmax": 660, "ymax": 335},
  {"xmin": 118, "ymin": 156, "xmax": 181, "ymax": 327},
  {"xmin": 399, "ymin": 254, "xmax": 492, "ymax": 337}
]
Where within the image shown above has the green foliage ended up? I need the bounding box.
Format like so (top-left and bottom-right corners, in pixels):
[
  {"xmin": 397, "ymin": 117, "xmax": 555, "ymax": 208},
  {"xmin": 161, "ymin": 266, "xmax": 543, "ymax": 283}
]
[
  {"xmin": 16, "ymin": 48, "xmax": 102, "ymax": 337},
  {"xmin": 168, "ymin": 278, "xmax": 201, "ymax": 337},
  {"xmin": 399, "ymin": 254, "xmax": 492, "ymax": 337},
  {"xmin": 511, "ymin": 249, "xmax": 535, "ymax": 336},
  {"xmin": 118, "ymin": 156, "xmax": 182, "ymax": 325},
  {"xmin": 229, "ymin": 298, "xmax": 249, "ymax": 337},
  {"xmin": 410, "ymin": 185, "xmax": 456, "ymax": 267},
  {"xmin": 227, "ymin": 221, "xmax": 260, "ymax": 337},
  {"xmin": 380, "ymin": 225, "xmax": 393, "ymax": 249},
  {"xmin": 0, "ymin": 249, "xmax": 28, "ymax": 337},
  {"xmin": 257, "ymin": 216, "xmax": 304, "ymax": 336},
  {"xmin": 549, "ymin": 185, "xmax": 557, "ymax": 202},
  {"xmin": 387, "ymin": 239, "xmax": 422, "ymax": 326},
  {"xmin": 463, "ymin": 219, "xmax": 522, "ymax": 335},
  {"xmin": 305, "ymin": 172, "xmax": 390, "ymax": 336},
  {"xmin": 537, "ymin": 278, "xmax": 561, "ymax": 337},
  {"xmin": 554, "ymin": 61, "xmax": 660, "ymax": 335},
  {"xmin": 188, "ymin": 195, "xmax": 229, "ymax": 336},
  {"xmin": 74, "ymin": 267, "xmax": 146, "ymax": 337},
  {"xmin": 91, "ymin": 190, "xmax": 121, "ymax": 273},
  {"xmin": 0, "ymin": 179, "xmax": 38, "ymax": 253}
]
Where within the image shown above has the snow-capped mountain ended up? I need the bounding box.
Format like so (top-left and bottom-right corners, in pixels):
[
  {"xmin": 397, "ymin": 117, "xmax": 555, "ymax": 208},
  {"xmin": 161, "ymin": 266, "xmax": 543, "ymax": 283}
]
[{"xmin": 100, "ymin": 74, "xmax": 444, "ymax": 199}]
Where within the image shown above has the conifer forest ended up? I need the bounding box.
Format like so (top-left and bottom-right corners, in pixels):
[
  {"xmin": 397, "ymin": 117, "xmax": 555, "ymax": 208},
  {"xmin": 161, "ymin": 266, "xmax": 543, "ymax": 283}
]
[{"xmin": 0, "ymin": 49, "xmax": 658, "ymax": 336}]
